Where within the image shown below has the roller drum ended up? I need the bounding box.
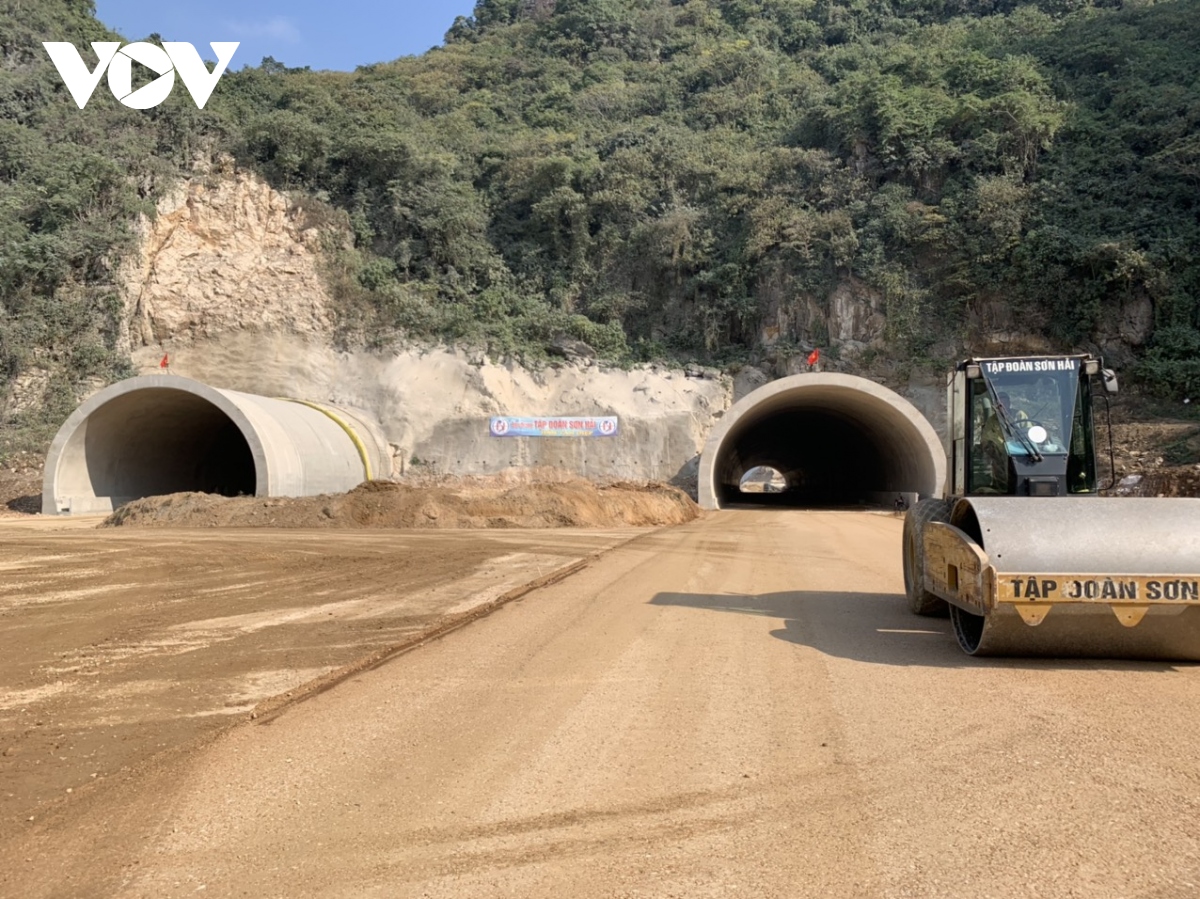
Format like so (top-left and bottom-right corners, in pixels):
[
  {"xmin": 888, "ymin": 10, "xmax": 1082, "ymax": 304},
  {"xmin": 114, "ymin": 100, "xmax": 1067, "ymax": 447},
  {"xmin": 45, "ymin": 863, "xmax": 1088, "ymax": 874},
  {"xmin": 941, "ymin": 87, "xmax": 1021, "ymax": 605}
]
[
  {"xmin": 952, "ymin": 604, "xmax": 1200, "ymax": 660},
  {"xmin": 949, "ymin": 497, "xmax": 1200, "ymax": 661}
]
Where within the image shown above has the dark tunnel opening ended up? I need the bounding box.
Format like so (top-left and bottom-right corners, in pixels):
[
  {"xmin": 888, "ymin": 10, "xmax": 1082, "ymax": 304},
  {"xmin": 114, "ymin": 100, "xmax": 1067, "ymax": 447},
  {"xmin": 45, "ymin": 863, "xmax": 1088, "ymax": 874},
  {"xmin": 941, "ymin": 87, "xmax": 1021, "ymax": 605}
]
[
  {"xmin": 700, "ymin": 375, "xmax": 944, "ymax": 511},
  {"xmin": 77, "ymin": 389, "xmax": 257, "ymax": 505},
  {"xmin": 718, "ymin": 409, "xmax": 891, "ymax": 508}
]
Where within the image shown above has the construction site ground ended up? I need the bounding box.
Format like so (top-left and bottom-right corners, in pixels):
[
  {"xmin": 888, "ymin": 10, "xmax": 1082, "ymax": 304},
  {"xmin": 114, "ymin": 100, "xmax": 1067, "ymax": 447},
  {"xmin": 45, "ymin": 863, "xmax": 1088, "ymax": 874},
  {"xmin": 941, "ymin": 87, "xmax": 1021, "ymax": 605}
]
[
  {"xmin": 0, "ymin": 520, "xmax": 642, "ymax": 845},
  {"xmin": 3, "ymin": 508, "xmax": 1200, "ymax": 898},
  {"xmin": 2, "ymin": 412, "xmax": 1200, "ymax": 897}
]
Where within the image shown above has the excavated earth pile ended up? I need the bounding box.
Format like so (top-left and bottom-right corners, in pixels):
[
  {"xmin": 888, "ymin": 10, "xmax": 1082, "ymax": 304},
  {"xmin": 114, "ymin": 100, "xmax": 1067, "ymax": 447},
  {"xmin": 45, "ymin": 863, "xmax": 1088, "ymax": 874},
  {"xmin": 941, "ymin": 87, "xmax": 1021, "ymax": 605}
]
[
  {"xmin": 1107, "ymin": 421, "xmax": 1200, "ymax": 497},
  {"xmin": 1126, "ymin": 468, "xmax": 1200, "ymax": 497},
  {"xmin": 103, "ymin": 478, "xmax": 700, "ymax": 529}
]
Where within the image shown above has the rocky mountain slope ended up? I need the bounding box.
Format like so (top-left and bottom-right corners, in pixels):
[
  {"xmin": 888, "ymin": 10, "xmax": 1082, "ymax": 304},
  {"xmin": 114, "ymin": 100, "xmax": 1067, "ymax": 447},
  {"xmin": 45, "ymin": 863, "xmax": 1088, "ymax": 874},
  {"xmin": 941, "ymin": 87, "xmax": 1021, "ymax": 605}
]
[
  {"xmin": 113, "ymin": 168, "xmax": 731, "ymax": 485},
  {"xmin": 0, "ymin": 162, "xmax": 1195, "ymax": 509},
  {"xmin": 2, "ymin": 0, "xmax": 1198, "ymax": 480}
]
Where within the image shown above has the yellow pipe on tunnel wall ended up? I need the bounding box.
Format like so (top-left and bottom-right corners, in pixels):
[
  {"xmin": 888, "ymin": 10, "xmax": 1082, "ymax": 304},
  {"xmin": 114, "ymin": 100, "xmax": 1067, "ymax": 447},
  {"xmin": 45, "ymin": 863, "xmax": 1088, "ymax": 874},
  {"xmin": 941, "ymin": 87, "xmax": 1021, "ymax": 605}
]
[{"xmin": 281, "ymin": 399, "xmax": 373, "ymax": 481}]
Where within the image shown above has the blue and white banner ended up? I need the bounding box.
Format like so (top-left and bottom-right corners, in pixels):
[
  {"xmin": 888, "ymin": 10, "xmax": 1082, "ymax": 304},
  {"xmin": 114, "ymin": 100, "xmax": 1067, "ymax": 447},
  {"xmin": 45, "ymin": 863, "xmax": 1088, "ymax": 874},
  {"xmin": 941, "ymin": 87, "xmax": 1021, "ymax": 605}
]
[{"xmin": 490, "ymin": 416, "xmax": 619, "ymax": 438}]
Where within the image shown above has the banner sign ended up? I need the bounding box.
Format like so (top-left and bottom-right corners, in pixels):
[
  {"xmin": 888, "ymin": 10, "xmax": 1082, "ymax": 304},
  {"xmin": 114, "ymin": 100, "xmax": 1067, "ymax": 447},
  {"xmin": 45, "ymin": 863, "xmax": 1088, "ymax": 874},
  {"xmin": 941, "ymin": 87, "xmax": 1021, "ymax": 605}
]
[{"xmin": 490, "ymin": 416, "xmax": 618, "ymax": 438}]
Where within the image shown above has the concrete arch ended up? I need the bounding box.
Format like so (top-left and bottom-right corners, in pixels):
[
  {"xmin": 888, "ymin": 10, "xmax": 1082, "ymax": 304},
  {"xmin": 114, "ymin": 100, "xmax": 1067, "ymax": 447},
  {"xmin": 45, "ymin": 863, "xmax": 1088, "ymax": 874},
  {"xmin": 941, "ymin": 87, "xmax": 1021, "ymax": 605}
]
[
  {"xmin": 42, "ymin": 375, "xmax": 388, "ymax": 515},
  {"xmin": 699, "ymin": 373, "xmax": 946, "ymax": 510}
]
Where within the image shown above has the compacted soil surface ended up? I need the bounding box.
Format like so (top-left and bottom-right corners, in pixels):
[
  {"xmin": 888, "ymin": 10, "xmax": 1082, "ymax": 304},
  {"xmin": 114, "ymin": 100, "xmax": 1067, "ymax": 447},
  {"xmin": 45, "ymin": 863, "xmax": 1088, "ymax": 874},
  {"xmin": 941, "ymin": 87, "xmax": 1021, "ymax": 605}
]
[
  {"xmin": 0, "ymin": 523, "xmax": 639, "ymax": 840},
  {"xmin": 5, "ymin": 510, "xmax": 1200, "ymax": 899}
]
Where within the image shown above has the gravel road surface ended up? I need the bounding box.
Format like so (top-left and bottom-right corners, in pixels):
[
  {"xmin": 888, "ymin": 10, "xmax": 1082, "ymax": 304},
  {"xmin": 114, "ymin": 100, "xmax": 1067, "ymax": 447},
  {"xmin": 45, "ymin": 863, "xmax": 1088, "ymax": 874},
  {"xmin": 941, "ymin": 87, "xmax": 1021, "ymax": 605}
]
[{"xmin": 5, "ymin": 510, "xmax": 1200, "ymax": 898}]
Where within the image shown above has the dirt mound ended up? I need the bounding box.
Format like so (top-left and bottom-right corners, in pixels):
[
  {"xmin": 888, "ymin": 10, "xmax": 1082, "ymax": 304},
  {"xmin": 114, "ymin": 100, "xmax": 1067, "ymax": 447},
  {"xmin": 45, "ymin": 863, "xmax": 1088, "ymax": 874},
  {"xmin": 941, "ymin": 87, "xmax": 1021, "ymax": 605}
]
[
  {"xmin": 1113, "ymin": 467, "xmax": 1200, "ymax": 498},
  {"xmin": 1106, "ymin": 421, "xmax": 1200, "ymax": 497},
  {"xmin": 1110, "ymin": 421, "xmax": 1200, "ymax": 469},
  {"xmin": 102, "ymin": 477, "xmax": 700, "ymax": 529}
]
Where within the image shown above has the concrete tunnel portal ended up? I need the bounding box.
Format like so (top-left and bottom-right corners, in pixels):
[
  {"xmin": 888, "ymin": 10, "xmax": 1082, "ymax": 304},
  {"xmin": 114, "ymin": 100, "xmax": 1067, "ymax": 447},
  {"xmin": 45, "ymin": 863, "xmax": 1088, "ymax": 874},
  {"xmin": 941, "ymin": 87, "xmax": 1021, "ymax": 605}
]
[
  {"xmin": 699, "ymin": 373, "xmax": 946, "ymax": 511},
  {"xmin": 43, "ymin": 375, "xmax": 388, "ymax": 515},
  {"xmin": 43, "ymin": 372, "xmax": 943, "ymax": 516}
]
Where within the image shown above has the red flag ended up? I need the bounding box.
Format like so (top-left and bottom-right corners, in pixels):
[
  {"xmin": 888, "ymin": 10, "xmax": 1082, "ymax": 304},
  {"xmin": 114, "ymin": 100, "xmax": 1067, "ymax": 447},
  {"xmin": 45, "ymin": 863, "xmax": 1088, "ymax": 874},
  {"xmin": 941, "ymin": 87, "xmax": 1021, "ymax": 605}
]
[
  {"xmin": 159, "ymin": 353, "xmax": 169, "ymax": 369},
  {"xmin": 806, "ymin": 348, "xmax": 821, "ymax": 367}
]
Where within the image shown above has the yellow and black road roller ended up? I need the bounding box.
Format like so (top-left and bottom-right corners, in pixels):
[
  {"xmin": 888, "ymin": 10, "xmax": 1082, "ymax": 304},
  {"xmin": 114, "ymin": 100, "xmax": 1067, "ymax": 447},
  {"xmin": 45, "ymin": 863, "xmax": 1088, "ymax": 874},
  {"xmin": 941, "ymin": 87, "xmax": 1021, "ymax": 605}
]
[{"xmin": 903, "ymin": 355, "xmax": 1200, "ymax": 658}]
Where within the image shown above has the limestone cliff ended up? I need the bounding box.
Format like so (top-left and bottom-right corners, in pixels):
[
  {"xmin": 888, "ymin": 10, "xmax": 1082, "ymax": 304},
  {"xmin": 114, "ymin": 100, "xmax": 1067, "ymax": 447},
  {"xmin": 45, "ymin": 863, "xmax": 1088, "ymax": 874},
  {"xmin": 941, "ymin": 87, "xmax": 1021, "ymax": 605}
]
[
  {"xmin": 120, "ymin": 171, "xmax": 731, "ymax": 486},
  {"xmin": 109, "ymin": 169, "xmax": 1014, "ymax": 486},
  {"xmin": 121, "ymin": 166, "xmax": 333, "ymax": 352}
]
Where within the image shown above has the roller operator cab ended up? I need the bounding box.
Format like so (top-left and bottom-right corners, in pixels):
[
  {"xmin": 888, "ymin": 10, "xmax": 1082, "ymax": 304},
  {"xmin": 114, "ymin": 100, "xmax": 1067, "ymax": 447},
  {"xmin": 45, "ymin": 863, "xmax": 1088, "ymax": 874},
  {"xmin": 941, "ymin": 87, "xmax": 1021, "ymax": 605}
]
[
  {"xmin": 904, "ymin": 354, "xmax": 1200, "ymax": 660},
  {"xmin": 946, "ymin": 355, "xmax": 1113, "ymax": 500}
]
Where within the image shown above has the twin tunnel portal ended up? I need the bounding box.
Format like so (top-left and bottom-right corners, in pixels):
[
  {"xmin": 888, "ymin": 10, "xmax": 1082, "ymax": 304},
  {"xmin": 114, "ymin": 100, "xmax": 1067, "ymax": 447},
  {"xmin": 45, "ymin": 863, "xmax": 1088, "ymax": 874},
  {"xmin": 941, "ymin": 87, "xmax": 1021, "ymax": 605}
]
[
  {"xmin": 700, "ymin": 374, "xmax": 944, "ymax": 510},
  {"xmin": 42, "ymin": 373, "xmax": 947, "ymax": 515}
]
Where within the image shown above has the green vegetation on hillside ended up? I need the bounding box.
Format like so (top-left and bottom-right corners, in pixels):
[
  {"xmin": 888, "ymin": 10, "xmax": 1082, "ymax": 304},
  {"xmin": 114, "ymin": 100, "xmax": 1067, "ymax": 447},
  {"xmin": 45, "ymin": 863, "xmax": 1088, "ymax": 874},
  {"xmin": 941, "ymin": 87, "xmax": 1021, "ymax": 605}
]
[
  {"xmin": 2, "ymin": 0, "xmax": 1199, "ymax": 451},
  {"xmin": 0, "ymin": 2, "xmax": 197, "ymax": 450}
]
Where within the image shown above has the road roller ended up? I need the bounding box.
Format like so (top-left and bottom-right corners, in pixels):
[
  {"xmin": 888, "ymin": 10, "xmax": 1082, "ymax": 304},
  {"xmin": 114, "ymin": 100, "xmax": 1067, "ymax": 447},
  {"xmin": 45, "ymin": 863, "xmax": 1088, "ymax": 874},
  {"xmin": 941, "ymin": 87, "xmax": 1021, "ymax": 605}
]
[{"xmin": 903, "ymin": 355, "xmax": 1200, "ymax": 659}]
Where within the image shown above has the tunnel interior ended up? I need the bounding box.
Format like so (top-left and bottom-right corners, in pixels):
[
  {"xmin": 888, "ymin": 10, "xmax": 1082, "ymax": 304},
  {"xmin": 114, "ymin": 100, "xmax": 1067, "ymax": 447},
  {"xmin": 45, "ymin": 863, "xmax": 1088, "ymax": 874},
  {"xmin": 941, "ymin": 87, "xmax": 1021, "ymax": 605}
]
[
  {"xmin": 708, "ymin": 380, "xmax": 942, "ymax": 510},
  {"xmin": 721, "ymin": 411, "xmax": 887, "ymax": 507},
  {"xmin": 61, "ymin": 388, "xmax": 258, "ymax": 507}
]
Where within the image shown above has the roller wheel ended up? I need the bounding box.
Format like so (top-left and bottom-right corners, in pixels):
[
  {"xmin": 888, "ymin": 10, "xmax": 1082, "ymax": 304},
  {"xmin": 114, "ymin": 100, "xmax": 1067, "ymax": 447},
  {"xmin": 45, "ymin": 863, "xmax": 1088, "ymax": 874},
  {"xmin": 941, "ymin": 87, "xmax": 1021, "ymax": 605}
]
[{"xmin": 902, "ymin": 498, "xmax": 952, "ymax": 616}]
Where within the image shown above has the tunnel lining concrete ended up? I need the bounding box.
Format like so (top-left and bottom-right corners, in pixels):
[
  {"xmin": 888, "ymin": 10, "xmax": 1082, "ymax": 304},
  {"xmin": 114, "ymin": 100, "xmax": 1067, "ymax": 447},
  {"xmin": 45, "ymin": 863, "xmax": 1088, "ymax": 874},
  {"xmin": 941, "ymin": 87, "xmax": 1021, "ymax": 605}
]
[
  {"xmin": 43, "ymin": 375, "xmax": 388, "ymax": 515},
  {"xmin": 698, "ymin": 373, "xmax": 946, "ymax": 510}
]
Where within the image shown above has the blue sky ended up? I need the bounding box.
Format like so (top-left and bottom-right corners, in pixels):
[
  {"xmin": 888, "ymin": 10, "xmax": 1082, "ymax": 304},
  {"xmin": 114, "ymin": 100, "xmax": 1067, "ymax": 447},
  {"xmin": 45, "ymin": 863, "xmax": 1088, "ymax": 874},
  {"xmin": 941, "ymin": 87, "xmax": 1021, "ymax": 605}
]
[{"xmin": 92, "ymin": 1, "xmax": 480, "ymax": 72}]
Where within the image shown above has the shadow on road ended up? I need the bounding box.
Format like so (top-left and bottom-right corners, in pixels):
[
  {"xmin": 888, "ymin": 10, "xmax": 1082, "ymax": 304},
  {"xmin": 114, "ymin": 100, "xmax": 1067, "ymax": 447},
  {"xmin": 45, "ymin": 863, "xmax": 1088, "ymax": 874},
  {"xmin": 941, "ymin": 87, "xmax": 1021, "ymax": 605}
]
[{"xmin": 650, "ymin": 590, "xmax": 1182, "ymax": 672}]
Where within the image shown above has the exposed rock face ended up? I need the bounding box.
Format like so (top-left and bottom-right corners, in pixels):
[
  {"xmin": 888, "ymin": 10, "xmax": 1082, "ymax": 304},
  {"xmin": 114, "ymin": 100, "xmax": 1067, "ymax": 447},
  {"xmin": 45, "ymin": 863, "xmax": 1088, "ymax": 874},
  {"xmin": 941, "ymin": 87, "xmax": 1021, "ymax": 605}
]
[
  {"xmin": 1093, "ymin": 292, "xmax": 1155, "ymax": 368},
  {"xmin": 107, "ymin": 170, "xmax": 735, "ymax": 489},
  {"xmin": 128, "ymin": 335, "xmax": 730, "ymax": 486},
  {"xmin": 827, "ymin": 279, "xmax": 887, "ymax": 347},
  {"xmin": 757, "ymin": 274, "xmax": 887, "ymax": 364},
  {"xmin": 966, "ymin": 295, "xmax": 1057, "ymax": 356},
  {"xmin": 3, "ymin": 371, "xmax": 51, "ymax": 416},
  {"xmin": 122, "ymin": 169, "xmax": 333, "ymax": 351},
  {"xmin": 109, "ymin": 170, "xmax": 969, "ymax": 490},
  {"xmin": 1116, "ymin": 294, "xmax": 1154, "ymax": 346},
  {"xmin": 732, "ymin": 366, "xmax": 769, "ymax": 402}
]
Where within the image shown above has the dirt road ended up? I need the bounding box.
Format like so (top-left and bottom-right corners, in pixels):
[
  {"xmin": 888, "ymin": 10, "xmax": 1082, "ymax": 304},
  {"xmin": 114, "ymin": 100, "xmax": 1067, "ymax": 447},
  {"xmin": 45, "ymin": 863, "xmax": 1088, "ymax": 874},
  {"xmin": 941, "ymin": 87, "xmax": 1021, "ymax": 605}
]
[
  {"xmin": 0, "ymin": 523, "xmax": 636, "ymax": 836},
  {"xmin": 6, "ymin": 510, "xmax": 1200, "ymax": 898}
]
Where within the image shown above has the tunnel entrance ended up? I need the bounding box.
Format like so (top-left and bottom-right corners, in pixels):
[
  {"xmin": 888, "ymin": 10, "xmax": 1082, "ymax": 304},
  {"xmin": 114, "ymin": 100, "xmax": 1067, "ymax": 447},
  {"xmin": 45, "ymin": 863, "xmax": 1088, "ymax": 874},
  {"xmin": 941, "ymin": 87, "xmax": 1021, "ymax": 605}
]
[
  {"xmin": 44, "ymin": 374, "xmax": 390, "ymax": 516},
  {"xmin": 699, "ymin": 373, "xmax": 945, "ymax": 511},
  {"xmin": 49, "ymin": 387, "xmax": 259, "ymax": 514},
  {"xmin": 83, "ymin": 389, "xmax": 258, "ymax": 500}
]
